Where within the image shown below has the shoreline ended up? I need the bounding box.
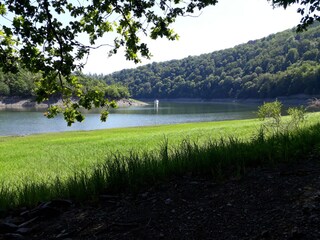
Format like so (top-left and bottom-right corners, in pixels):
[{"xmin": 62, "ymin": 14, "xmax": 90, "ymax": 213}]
[
  {"xmin": 139, "ymin": 94, "xmax": 319, "ymax": 105},
  {"xmin": 0, "ymin": 97, "xmax": 148, "ymax": 109},
  {"xmin": 0, "ymin": 94, "xmax": 318, "ymax": 109}
]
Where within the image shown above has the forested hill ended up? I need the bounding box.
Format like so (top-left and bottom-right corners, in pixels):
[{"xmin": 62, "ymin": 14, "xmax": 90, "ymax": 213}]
[
  {"xmin": 0, "ymin": 70, "xmax": 130, "ymax": 100},
  {"xmin": 101, "ymin": 23, "xmax": 320, "ymax": 99}
]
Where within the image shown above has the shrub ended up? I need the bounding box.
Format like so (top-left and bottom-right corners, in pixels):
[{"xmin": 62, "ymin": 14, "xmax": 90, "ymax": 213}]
[
  {"xmin": 258, "ymin": 100, "xmax": 307, "ymax": 134},
  {"xmin": 257, "ymin": 100, "xmax": 283, "ymax": 133}
]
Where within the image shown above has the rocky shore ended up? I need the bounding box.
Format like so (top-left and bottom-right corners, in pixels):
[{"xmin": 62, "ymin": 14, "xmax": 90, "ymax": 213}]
[
  {"xmin": 1, "ymin": 95, "xmax": 318, "ymax": 109},
  {"xmin": 0, "ymin": 97, "xmax": 148, "ymax": 109}
]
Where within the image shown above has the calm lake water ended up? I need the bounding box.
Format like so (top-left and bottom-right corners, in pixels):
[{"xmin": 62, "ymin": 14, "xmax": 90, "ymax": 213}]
[{"xmin": 0, "ymin": 100, "xmax": 305, "ymax": 136}]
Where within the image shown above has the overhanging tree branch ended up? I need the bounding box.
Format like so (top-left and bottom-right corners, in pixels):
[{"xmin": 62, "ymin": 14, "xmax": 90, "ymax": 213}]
[{"xmin": 0, "ymin": 0, "xmax": 318, "ymax": 125}]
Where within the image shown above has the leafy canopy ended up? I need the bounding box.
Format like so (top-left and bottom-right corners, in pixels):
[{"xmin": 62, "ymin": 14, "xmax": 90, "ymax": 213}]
[
  {"xmin": 270, "ymin": 0, "xmax": 320, "ymax": 31},
  {"xmin": 0, "ymin": 0, "xmax": 318, "ymax": 125},
  {"xmin": 0, "ymin": 0, "xmax": 218, "ymax": 125}
]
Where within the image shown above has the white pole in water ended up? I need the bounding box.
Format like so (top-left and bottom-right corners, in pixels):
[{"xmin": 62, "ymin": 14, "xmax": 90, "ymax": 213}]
[{"xmin": 154, "ymin": 99, "xmax": 159, "ymax": 112}]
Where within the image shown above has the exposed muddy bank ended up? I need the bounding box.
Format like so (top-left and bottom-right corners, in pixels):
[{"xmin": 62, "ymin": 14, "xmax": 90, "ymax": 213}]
[
  {"xmin": 1, "ymin": 94, "xmax": 318, "ymax": 110},
  {"xmin": 0, "ymin": 97, "xmax": 148, "ymax": 109},
  {"xmin": 140, "ymin": 94, "xmax": 319, "ymax": 105}
]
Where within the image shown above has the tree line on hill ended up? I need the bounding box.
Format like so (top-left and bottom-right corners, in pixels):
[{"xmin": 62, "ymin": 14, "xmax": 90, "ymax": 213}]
[
  {"xmin": 1, "ymin": 23, "xmax": 320, "ymax": 101},
  {"xmin": 94, "ymin": 22, "xmax": 320, "ymax": 99},
  {"xmin": 0, "ymin": 71, "xmax": 130, "ymax": 100}
]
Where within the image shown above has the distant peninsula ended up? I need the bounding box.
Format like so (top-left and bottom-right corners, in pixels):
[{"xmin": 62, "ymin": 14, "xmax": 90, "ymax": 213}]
[{"xmin": 0, "ymin": 97, "xmax": 147, "ymax": 109}]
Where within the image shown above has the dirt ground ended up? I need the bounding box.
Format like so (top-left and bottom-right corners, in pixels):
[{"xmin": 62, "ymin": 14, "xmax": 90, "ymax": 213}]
[{"xmin": 1, "ymin": 157, "xmax": 320, "ymax": 240}]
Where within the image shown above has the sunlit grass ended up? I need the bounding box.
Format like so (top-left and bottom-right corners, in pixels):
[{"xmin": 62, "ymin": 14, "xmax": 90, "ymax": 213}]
[
  {"xmin": 0, "ymin": 117, "xmax": 264, "ymax": 185},
  {"xmin": 0, "ymin": 112, "xmax": 319, "ymax": 209}
]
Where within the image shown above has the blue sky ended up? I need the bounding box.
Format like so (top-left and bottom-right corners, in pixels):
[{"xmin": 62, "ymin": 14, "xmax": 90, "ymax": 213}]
[{"xmin": 83, "ymin": 0, "xmax": 301, "ymax": 75}]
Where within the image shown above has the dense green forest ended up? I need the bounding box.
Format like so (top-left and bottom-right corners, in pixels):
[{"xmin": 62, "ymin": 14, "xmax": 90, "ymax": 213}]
[
  {"xmin": 0, "ymin": 71, "xmax": 130, "ymax": 100},
  {"xmin": 96, "ymin": 22, "xmax": 320, "ymax": 99},
  {"xmin": 1, "ymin": 23, "xmax": 320, "ymax": 100}
]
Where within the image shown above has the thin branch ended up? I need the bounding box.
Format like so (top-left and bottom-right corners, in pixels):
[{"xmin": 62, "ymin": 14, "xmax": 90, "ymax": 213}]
[
  {"xmin": 82, "ymin": 51, "xmax": 90, "ymax": 67},
  {"xmin": 76, "ymin": 0, "xmax": 82, "ymax": 7},
  {"xmin": 0, "ymin": 15, "xmax": 13, "ymax": 23},
  {"xmin": 87, "ymin": 43, "xmax": 115, "ymax": 49},
  {"xmin": 182, "ymin": 11, "xmax": 203, "ymax": 18},
  {"xmin": 43, "ymin": 0, "xmax": 66, "ymax": 90}
]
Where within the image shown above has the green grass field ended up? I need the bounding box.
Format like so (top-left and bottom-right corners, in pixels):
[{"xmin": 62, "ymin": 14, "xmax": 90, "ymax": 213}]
[
  {"xmin": 0, "ymin": 112, "xmax": 319, "ymax": 209},
  {"xmin": 0, "ymin": 118, "xmax": 263, "ymax": 185}
]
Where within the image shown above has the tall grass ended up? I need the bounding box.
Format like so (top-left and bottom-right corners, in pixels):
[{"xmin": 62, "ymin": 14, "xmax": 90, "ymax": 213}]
[{"xmin": 1, "ymin": 121, "xmax": 320, "ymax": 211}]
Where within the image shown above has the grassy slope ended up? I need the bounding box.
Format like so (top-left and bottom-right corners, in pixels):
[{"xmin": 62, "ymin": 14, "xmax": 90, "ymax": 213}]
[
  {"xmin": 0, "ymin": 119, "xmax": 261, "ymax": 185},
  {"xmin": 0, "ymin": 113, "xmax": 319, "ymax": 187}
]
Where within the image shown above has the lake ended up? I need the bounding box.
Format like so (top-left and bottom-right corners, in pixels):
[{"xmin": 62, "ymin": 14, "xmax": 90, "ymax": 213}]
[{"xmin": 0, "ymin": 100, "xmax": 305, "ymax": 136}]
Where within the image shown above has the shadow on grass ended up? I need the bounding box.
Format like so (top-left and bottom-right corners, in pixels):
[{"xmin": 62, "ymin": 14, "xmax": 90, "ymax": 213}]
[{"xmin": 1, "ymin": 123, "xmax": 320, "ymax": 211}]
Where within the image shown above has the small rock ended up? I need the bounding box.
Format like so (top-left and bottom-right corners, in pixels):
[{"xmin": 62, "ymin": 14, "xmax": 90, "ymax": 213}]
[
  {"xmin": 42, "ymin": 199, "xmax": 72, "ymax": 209},
  {"xmin": 0, "ymin": 222, "xmax": 19, "ymax": 234},
  {"xmin": 2, "ymin": 233, "xmax": 25, "ymax": 240},
  {"xmin": 18, "ymin": 217, "xmax": 38, "ymax": 228},
  {"xmin": 36, "ymin": 206, "xmax": 62, "ymax": 218},
  {"xmin": 260, "ymin": 230, "xmax": 270, "ymax": 238},
  {"xmin": 21, "ymin": 203, "xmax": 62, "ymax": 218},
  {"xmin": 16, "ymin": 228, "xmax": 32, "ymax": 234},
  {"xmin": 309, "ymin": 214, "xmax": 319, "ymax": 222},
  {"xmin": 99, "ymin": 194, "xmax": 119, "ymax": 200},
  {"xmin": 190, "ymin": 181, "xmax": 199, "ymax": 185},
  {"xmin": 56, "ymin": 230, "xmax": 70, "ymax": 238},
  {"xmin": 302, "ymin": 203, "xmax": 316, "ymax": 215},
  {"xmin": 289, "ymin": 227, "xmax": 305, "ymax": 240},
  {"xmin": 141, "ymin": 192, "xmax": 149, "ymax": 198}
]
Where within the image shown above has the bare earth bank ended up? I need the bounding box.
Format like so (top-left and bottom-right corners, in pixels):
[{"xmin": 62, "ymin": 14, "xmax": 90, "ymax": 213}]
[
  {"xmin": 1, "ymin": 94, "xmax": 319, "ymax": 109},
  {"xmin": 0, "ymin": 97, "xmax": 148, "ymax": 109}
]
